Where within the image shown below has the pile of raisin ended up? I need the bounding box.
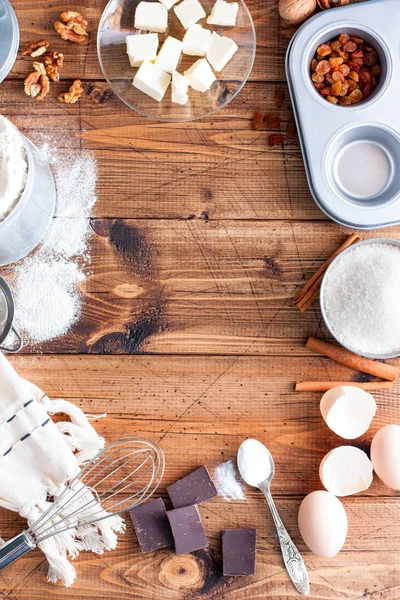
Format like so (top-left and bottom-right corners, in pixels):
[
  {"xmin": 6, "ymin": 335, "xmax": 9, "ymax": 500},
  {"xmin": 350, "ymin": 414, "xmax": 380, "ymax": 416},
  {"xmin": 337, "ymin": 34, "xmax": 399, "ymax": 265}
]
[{"xmin": 311, "ymin": 34, "xmax": 381, "ymax": 106}]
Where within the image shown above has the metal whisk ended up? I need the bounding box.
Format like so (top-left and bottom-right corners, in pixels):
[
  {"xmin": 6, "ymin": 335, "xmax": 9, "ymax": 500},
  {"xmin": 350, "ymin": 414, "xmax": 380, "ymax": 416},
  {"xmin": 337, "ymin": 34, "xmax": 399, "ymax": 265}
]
[{"xmin": 0, "ymin": 437, "xmax": 164, "ymax": 570}]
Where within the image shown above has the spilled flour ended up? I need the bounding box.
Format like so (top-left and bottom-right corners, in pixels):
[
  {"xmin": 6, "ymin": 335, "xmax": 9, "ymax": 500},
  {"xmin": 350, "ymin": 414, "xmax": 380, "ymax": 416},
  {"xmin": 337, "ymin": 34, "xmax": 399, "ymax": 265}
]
[{"xmin": 12, "ymin": 133, "xmax": 97, "ymax": 344}]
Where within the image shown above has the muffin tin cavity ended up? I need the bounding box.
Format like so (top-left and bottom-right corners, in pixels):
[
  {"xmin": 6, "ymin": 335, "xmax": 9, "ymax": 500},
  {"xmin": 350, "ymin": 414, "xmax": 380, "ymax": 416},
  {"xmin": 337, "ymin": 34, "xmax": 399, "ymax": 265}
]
[{"xmin": 325, "ymin": 124, "xmax": 400, "ymax": 207}]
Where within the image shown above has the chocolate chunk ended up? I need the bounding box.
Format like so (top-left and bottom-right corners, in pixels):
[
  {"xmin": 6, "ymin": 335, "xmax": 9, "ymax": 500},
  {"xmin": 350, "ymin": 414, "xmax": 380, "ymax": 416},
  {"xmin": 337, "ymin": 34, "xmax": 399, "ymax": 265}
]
[
  {"xmin": 167, "ymin": 465, "xmax": 217, "ymax": 508},
  {"xmin": 130, "ymin": 498, "xmax": 173, "ymax": 552},
  {"xmin": 167, "ymin": 504, "xmax": 208, "ymax": 556},
  {"xmin": 222, "ymin": 529, "xmax": 256, "ymax": 576}
]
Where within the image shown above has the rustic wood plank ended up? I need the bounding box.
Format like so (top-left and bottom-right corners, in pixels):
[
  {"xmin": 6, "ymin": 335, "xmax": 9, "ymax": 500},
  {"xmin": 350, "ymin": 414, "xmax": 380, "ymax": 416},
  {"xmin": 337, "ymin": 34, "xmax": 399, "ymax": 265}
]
[
  {"xmin": 8, "ymin": 354, "xmax": 400, "ymax": 497},
  {"xmin": 4, "ymin": 222, "xmax": 400, "ymax": 355},
  {"xmin": 0, "ymin": 497, "xmax": 399, "ymax": 600},
  {"xmin": 10, "ymin": 0, "xmax": 287, "ymax": 83},
  {"xmin": 0, "ymin": 80, "xmax": 321, "ymax": 221}
]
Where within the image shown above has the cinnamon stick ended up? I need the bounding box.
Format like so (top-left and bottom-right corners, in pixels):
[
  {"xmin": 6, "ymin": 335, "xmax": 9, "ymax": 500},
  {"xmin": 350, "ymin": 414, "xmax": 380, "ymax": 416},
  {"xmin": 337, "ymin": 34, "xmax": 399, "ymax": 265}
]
[
  {"xmin": 306, "ymin": 337, "xmax": 399, "ymax": 382},
  {"xmin": 294, "ymin": 233, "xmax": 361, "ymax": 312},
  {"xmin": 295, "ymin": 381, "xmax": 393, "ymax": 392}
]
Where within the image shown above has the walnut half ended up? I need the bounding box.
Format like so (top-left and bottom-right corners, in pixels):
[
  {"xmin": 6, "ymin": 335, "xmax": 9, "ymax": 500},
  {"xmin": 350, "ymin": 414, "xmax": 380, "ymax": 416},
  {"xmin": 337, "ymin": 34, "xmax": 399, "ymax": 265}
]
[
  {"xmin": 44, "ymin": 51, "xmax": 64, "ymax": 82},
  {"xmin": 54, "ymin": 11, "xmax": 88, "ymax": 43},
  {"xmin": 22, "ymin": 39, "xmax": 49, "ymax": 57},
  {"xmin": 24, "ymin": 71, "xmax": 50, "ymax": 101},
  {"xmin": 58, "ymin": 79, "xmax": 83, "ymax": 104}
]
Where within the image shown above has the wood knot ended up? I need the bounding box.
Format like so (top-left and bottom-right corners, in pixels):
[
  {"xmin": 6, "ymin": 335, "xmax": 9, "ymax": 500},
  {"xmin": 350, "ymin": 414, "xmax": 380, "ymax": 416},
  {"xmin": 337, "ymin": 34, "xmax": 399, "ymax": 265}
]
[{"xmin": 159, "ymin": 554, "xmax": 204, "ymax": 591}]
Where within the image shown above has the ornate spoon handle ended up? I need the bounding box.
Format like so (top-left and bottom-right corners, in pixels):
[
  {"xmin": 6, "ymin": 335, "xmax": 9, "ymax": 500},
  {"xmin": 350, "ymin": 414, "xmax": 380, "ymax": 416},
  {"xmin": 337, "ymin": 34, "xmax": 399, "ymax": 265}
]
[{"xmin": 261, "ymin": 487, "xmax": 309, "ymax": 595}]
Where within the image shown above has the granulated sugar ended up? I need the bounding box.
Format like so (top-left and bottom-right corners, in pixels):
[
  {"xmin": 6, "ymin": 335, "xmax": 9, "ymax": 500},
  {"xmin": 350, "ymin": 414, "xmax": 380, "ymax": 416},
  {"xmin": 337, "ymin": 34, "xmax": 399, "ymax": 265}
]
[
  {"xmin": 12, "ymin": 133, "xmax": 97, "ymax": 344},
  {"xmin": 323, "ymin": 242, "xmax": 400, "ymax": 356}
]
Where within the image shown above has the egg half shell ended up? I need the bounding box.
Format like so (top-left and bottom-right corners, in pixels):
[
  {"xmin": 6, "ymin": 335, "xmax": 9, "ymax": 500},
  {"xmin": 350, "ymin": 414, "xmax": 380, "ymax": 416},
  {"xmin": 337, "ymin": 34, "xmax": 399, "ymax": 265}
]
[
  {"xmin": 298, "ymin": 490, "xmax": 348, "ymax": 557},
  {"xmin": 371, "ymin": 424, "xmax": 400, "ymax": 490},
  {"xmin": 320, "ymin": 386, "xmax": 376, "ymax": 439},
  {"xmin": 319, "ymin": 446, "xmax": 373, "ymax": 496}
]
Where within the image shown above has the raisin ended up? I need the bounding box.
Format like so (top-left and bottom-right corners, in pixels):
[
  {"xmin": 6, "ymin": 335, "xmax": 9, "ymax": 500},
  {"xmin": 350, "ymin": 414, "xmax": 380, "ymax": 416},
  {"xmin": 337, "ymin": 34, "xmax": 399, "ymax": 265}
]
[
  {"xmin": 359, "ymin": 68, "xmax": 371, "ymax": 86},
  {"xmin": 339, "ymin": 96, "xmax": 351, "ymax": 105},
  {"xmin": 364, "ymin": 50, "xmax": 378, "ymax": 66},
  {"xmin": 317, "ymin": 43, "xmax": 331, "ymax": 57},
  {"xmin": 339, "ymin": 82, "xmax": 349, "ymax": 96},
  {"xmin": 338, "ymin": 50, "xmax": 349, "ymax": 60},
  {"xmin": 312, "ymin": 73, "xmax": 325, "ymax": 83},
  {"xmin": 347, "ymin": 79, "xmax": 357, "ymax": 92},
  {"xmin": 371, "ymin": 75, "xmax": 378, "ymax": 88},
  {"xmin": 348, "ymin": 88, "xmax": 362, "ymax": 103},
  {"xmin": 350, "ymin": 36, "xmax": 364, "ymax": 45},
  {"xmin": 339, "ymin": 64, "xmax": 350, "ymax": 76},
  {"xmin": 252, "ymin": 111, "xmax": 263, "ymax": 131},
  {"xmin": 314, "ymin": 82, "xmax": 325, "ymax": 91},
  {"xmin": 325, "ymin": 73, "xmax": 334, "ymax": 84},
  {"xmin": 348, "ymin": 70, "xmax": 359, "ymax": 81},
  {"xmin": 330, "ymin": 57, "xmax": 344, "ymax": 68},
  {"xmin": 363, "ymin": 84, "xmax": 372, "ymax": 98},
  {"xmin": 311, "ymin": 58, "xmax": 318, "ymax": 71},
  {"xmin": 268, "ymin": 134, "xmax": 284, "ymax": 147},
  {"xmin": 370, "ymin": 64, "xmax": 381, "ymax": 77},
  {"xmin": 332, "ymin": 70, "xmax": 344, "ymax": 82},
  {"xmin": 346, "ymin": 61, "xmax": 360, "ymax": 72},
  {"xmin": 264, "ymin": 113, "xmax": 281, "ymax": 129},
  {"xmin": 351, "ymin": 49, "xmax": 364, "ymax": 59},
  {"xmin": 315, "ymin": 60, "xmax": 331, "ymax": 75},
  {"xmin": 363, "ymin": 45, "xmax": 373, "ymax": 52},
  {"xmin": 331, "ymin": 40, "xmax": 342, "ymax": 52},
  {"xmin": 338, "ymin": 33, "xmax": 350, "ymax": 44},
  {"xmin": 331, "ymin": 80, "xmax": 343, "ymax": 96},
  {"xmin": 342, "ymin": 41, "xmax": 357, "ymax": 53},
  {"xmin": 327, "ymin": 95, "xmax": 338, "ymax": 104},
  {"xmin": 320, "ymin": 86, "xmax": 331, "ymax": 97}
]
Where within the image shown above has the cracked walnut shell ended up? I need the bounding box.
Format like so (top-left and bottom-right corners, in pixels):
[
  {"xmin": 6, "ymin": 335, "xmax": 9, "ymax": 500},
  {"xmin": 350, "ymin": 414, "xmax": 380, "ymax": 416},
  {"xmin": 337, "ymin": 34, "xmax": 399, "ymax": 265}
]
[{"xmin": 58, "ymin": 79, "xmax": 83, "ymax": 104}]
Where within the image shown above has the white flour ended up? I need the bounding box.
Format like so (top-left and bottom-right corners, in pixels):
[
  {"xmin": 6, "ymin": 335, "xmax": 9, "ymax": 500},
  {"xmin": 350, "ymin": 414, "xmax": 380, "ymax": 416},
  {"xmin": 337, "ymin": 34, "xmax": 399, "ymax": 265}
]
[
  {"xmin": 214, "ymin": 460, "xmax": 245, "ymax": 501},
  {"xmin": 0, "ymin": 116, "xmax": 28, "ymax": 221},
  {"xmin": 11, "ymin": 130, "xmax": 97, "ymax": 344}
]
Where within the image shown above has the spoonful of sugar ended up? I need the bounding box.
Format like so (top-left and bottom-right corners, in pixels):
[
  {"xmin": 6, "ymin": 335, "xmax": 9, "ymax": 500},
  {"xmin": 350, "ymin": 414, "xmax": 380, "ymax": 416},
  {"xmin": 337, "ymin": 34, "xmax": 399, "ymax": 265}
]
[{"xmin": 237, "ymin": 439, "xmax": 309, "ymax": 595}]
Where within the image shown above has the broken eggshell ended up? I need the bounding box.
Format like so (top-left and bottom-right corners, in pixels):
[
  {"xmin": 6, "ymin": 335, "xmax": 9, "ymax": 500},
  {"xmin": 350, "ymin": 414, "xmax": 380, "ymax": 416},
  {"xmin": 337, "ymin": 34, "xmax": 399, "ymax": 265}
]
[
  {"xmin": 320, "ymin": 386, "xmax": 377, "ymax": 439},
  {"xmin": 298, "ymin": 490, "xmax": 348, "ymax": 557},
  {"xmin": 319, "ymin": 446, "xmax": 373, "ymax": 496},
  {"xmin": 371, "ymin": 424, "xmax": 400, "ymax": 491}
]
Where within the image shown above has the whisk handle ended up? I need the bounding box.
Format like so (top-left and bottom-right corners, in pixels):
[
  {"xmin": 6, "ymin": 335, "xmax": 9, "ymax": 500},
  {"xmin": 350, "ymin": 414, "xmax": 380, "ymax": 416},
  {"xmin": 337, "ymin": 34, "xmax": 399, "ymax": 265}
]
[{"xmin": 0, "ymin": 533, "xmax": 36, "ymax": 571}]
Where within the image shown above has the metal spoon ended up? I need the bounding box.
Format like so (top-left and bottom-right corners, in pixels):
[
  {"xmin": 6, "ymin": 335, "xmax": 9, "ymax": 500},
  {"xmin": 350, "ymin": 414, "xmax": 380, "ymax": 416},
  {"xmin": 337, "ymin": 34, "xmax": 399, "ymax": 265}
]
[{"xmin": 237, "ymin": 439, "xmax": 309, "ymax": 595}]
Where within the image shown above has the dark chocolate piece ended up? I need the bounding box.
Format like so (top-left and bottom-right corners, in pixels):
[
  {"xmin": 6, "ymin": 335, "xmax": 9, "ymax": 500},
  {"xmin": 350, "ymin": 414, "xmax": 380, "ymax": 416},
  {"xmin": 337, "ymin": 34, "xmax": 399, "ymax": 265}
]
[
  {"xmin": 167, "ymin": 465, "xmax": 217, "ymax": 508},
  {"xmin": 222, "ymin": 529, "xmax": 256, "ymax": 576},
  {"xmin": 130, "ymin": 498, "xmax": 173, "ymax": 552},
  {"xmin": 167, "ymin": 504, "xmax": 208, "ymax": 556}
]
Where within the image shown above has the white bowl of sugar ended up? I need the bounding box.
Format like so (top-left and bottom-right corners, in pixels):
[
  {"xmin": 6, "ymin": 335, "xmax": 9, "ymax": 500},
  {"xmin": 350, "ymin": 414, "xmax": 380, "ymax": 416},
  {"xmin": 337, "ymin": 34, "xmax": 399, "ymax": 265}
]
[{"xmin": 320, "ymin": 238, "xmax": 400, "ymax": 359}]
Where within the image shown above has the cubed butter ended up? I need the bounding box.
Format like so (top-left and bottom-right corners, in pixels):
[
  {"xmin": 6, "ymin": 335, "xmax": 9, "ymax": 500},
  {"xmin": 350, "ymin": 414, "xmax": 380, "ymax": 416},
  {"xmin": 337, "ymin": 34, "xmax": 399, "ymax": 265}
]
[
  {"xmin": 182, "ymin": 24, "xmax": 211, "ymax": 56},
  {"xmin": 184, "ymin": 58, "xmax": 216, "ymax": 92},
  {"xmin": 172, "ymin": 71, "xmax": 189, "ymax": 104},
  {"xmin": 174, "ymin": 0, "xmax": 206, "ymax": 29},
  {"xmin": 126, "ymin": 33, "xmax": 159, "ymax": 67},
  {"xmin": 158, "ymin": 0, "xmax": 179, "ymax": 10},
  {"xmin": 206, "ymin": 31, "xmax": 238, "ymax": 71},
  {"xmin": 155, "ymin": 36, "xmax": 183, "ymax": 73},
  {"xmin": 207, "ymin": 0, "xmax": 239, "ymax": 26},
  {"xmin": 134, "ymin": 1, "xmax": 168, "ymax": 33},
  {"xmin": 133, "ymin": 60, "xmax": 171, "ymax": 101}
]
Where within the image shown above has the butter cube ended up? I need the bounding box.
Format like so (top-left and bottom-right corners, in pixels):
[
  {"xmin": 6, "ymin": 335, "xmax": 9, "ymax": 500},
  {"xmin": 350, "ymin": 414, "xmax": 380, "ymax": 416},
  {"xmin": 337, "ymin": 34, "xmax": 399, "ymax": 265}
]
[
  {"xmin": 172, "ymin": 71, "xmax": 189, "ymax": 104},
  {"xmin": 174, "ymin": 0, "xmax": 206, "ymax": 29},
  {"xmin": 207, "ymin": 0, "xmax": 239, "ymax": 26},
  {"xmin": 135, "ymin": 2, "xmax": 168, "ymax": 33},
  {"xmin": 206, "ymin": 31, "xmax": 238, "ymax": 71},
  {"xmin": 159, "ymin": 0, "xmax": 179, "ymax": 9},
  {"xmin": 182, "ymin": 24, "xmax": 211, "ymax": 56},
  {"xmin": 126, "ymin": 33, "xmax": 159, "ymax": 67},
  {"xmin": 133, "ymin": 60, "xmax": 171, "ymax": 101},
  {"xmin": 155, "ymin": 36, "xmax": 183, "ymax": 73},
  {"xmin": 184, "ymin": 58, "xmax": 216, "ymax": 92}
]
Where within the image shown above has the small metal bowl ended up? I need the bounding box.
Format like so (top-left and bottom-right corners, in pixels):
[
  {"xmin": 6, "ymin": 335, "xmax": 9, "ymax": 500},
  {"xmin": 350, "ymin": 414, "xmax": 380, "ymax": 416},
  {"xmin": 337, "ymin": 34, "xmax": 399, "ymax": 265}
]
[
  {"xmin": 320, "ymin": 237, "xmax": 400, "ymax": 360},
  {"xmin": 0, "ymin": 276, "xmax": 22, "ymax": 353}
]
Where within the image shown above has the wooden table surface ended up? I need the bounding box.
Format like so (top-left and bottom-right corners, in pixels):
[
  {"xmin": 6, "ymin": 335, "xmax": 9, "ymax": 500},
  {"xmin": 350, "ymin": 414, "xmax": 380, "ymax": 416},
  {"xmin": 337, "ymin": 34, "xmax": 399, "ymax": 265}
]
[{"xmin": 1, "ymin": 1, "xmax": 399, "ymax": 598}]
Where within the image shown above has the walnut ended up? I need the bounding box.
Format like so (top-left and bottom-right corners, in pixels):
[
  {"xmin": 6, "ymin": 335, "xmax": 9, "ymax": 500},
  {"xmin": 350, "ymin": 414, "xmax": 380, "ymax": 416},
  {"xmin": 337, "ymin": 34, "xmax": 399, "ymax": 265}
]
[
  {"xmin": 54, "ymin": 10, "xmax": 88, "ymax": 43},
  {"xmin": 22, "ymin": 40, "xmax": 49, "ymax": 57},
  {"xmin": 44, "ymin": 51, "xmax": 64, "ymax": 82},
  {"xmin": 58, "ymin": 79, "xmax": 83, "ymax": 104},
  {"xmin": 33, "ymin": 61, "xmax": 46, "ymax": 75},
  {"xmin": 24, "ymin": 71, "xmax": 50, "ymax": 100}
]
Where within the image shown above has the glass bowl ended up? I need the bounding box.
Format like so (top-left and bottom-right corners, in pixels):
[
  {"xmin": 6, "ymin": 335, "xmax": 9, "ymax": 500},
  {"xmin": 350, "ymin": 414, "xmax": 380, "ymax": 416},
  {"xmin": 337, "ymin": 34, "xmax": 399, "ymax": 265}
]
[{"xmin": 97, "ymin": 0, "xmax": 256, "ymax": 122}]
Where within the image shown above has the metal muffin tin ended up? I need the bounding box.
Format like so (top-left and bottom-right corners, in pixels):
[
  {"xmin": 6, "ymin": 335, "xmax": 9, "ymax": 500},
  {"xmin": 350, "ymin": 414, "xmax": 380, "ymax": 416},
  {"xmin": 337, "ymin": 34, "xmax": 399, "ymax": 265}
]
[
  {"xmin": 286, "ymin": 0, "xmax": 400, "ymax": 229},
  {"xmin": 320, "ymin": 238, "xmax": 400, "ymax": 359}
]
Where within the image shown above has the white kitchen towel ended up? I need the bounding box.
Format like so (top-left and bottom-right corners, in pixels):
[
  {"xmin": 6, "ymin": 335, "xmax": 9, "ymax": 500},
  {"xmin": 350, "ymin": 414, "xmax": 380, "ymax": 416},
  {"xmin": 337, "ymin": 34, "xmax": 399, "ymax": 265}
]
[{"xmin": 0, "ymin": 353, "xmax": 124, "ymax": 586}]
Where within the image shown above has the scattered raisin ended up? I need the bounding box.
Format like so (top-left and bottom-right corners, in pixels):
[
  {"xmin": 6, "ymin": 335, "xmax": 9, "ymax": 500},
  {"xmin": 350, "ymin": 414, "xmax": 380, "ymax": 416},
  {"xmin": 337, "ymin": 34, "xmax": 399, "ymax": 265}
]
[
  {"xmin": 252, "ymin": 111, "xmax": 264, "ymax": 131},
  {"xmin": 264, "ymin": 113, "xmax": 281, "ymax": 129},
  {"xmin": 268, "ymin": 134, "xmax": 284, "ymax": 147}
]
